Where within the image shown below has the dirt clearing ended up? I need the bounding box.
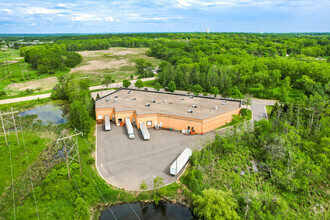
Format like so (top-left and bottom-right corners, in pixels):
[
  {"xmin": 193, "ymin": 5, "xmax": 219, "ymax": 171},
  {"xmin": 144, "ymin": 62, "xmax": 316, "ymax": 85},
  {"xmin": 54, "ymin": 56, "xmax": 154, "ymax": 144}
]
[
  {"xmin": 69, "ymin": 47, "xmax": 161, "ymax": 85},
  {"xmin": 7, "ymin": 77, "xmax": 58, "ymax": 92}
]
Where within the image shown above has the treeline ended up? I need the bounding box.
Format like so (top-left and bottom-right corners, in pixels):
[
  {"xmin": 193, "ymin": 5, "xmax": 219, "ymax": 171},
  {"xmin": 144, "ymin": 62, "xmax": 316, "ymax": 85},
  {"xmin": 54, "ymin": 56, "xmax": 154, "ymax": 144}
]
[
  {"xmin": 149, "ymin": 37, "xmax": 329, "ymax": 100},
  {"xmin": 56, "ymin": 39, "xmax": 110, "ymax": 51},
  {"xmin": 20, "ymin": 44, "xmax": 82, "ymax": 74}
]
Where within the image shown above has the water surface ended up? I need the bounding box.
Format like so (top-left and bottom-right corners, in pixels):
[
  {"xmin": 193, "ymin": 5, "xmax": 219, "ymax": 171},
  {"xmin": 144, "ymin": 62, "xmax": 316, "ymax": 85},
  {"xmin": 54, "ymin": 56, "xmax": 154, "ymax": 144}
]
[
  {"xmin": 100, "ymin": 201, "xmax": 195, "ymax": 220},
  {"xmin": 19, "ymin": 102, "xmax": 67, "ymax": 124}
]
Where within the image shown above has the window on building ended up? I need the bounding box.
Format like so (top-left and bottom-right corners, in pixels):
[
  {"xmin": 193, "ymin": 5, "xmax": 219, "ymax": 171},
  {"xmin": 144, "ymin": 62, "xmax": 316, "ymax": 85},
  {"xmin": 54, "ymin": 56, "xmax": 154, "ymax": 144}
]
[
  {"xmin": 98, "ymin": 115, "xmax": 103, "ymax": 120},
  {"xmin": 147, "ymin": 121, "xmax": 152, "ymax": 126}
]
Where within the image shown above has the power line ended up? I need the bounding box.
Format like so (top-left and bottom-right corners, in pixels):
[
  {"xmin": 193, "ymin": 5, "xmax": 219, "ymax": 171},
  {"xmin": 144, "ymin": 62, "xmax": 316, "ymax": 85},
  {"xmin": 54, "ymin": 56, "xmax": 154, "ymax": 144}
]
[
  {"xmin": 81, "ymin": 161, "xmax": 117, "ymax": 220},
  {"xmin": 16, "ymin": 104, "xmax": 40, "ymax": 220},
  {"xmin": 71, "ymin": 174, "xmax": 91, "ymax": 218},
  {"xmin": 81, "ymin": 138, "xmax": 141, "ymax": 220},
  {"xmin": 7, "ymin": 124, "xmax": 16, "ymax": 220}
]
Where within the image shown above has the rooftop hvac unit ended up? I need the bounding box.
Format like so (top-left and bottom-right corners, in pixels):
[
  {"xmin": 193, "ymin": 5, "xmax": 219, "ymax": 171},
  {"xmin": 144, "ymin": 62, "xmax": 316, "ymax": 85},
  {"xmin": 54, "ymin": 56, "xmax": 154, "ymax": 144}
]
[
  {"xmin": 128, "ymin": 90, "xmax": 131, "ymax": 94},
  {"xmin": 190, "ymin": 96, "xmax": 194, "ymax": 98},
  {"xmin": 187, "ymin": 109, "xmax": 193, "ymax": 113},
  {"xmin": 161, "ymin": 108, "xmax": 164, "ymax": 112},
  {"xmin": 113, "ymin": 100, "xmax": 117, "ymax": 103},
  {"xmin": 132, "ymin": 97, "xmax": 136, "ymax": 100},
  {"xmin": 106, "ymin": 97, "xmax": 111, "ymax": 102},
  {"xmin": 145, "ymin": 103, "xmax": 150, "ymax": 107},
  {"xmin": 180, "ymin": 98, "xmax": 184, "ymax": 100},
  {"xmin": 151, "ymin": 100, "xmax": 156, "ymax": 103}
]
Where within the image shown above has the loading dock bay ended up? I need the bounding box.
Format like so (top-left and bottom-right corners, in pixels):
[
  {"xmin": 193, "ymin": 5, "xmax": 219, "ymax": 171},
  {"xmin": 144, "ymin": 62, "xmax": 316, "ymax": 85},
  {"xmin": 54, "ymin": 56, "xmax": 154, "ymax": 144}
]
[{"xmin": 96, "ymin": 124, "xmax": 214, "ymax": 191}]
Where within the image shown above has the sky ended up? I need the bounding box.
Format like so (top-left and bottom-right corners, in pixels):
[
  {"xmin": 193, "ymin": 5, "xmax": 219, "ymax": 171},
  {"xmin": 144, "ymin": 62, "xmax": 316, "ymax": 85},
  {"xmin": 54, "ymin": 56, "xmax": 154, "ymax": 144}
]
[{"xmin": 0, "ymin": 0, "xmax": 329, "ymax": 34}]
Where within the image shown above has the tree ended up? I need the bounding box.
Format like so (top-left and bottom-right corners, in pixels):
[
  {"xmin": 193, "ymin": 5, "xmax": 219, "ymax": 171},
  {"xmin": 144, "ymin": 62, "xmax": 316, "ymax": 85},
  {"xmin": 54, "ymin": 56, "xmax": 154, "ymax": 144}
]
[
  {"xmin": 74, "ymin": 197, "xmax": 89, "ymax": 220},
  {"xmin": 102, "ymin": 75, "xmax": 113, "ymax": 88},
  {"xmin": 135, "ymin": 79, "xmax": 144, "ymax": 90},
  {"xmin": 153, "ymin": 82, "xmax": 161, "ymax": 91},
  {"xmin": 193, "ymin": 188, "xmax": 240, "ymax": 220},
  {"xmin": 167, "ymin": 81, "xmax": 176, "ymax": 93},
  {"xmin": 244, "ymin": 94, "xmax": 253, "ymax": 109},
  {"xmin": 96, "ymin": 93, "xmax": 100, "ymax": 99},
  {"xmin": 123, "ymin": 79, "xmax": 131, "ymax": 88},
  {"xmin": 210, "ymin": 86, "xmax": 219, "ymax": 98},
  {"xmin": 192, "ymin": 84, "xmax": 203, "ymax": 96},
  {"xmin": 229, "ymin": 86, "xmax": 243, "ymax": 99},
  {"xmin": 140, "ymin": 180, "xmax": 148, "ymax": 192}
]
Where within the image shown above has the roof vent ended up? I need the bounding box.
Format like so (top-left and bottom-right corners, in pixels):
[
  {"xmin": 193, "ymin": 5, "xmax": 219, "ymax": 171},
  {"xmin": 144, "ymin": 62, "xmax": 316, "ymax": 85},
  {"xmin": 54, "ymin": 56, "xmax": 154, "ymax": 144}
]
[
  {"xmin": 222, "ymin": 100, "xmax": 226, "ymax": 105},
  {"xmin": 113, "ymin": 100, "xmax": 116, "ymax": 103},
  {"xmin": 190, "ymin": 96, "xmax": 194, "ymax": 98},
  {"xmin": 187, "ymin": 109, "xmax": 193, "ymax": 113},
  {"xmin": 169, "ymin": 102, "xmax": 173, "ymax": 104},
  {"xmin": 132, "ymin": 97, "xmax": 136, "ymax": 100},
  {"xmin": 128, "ymin": 90, "xmax": 131, "ymax": 94},
  {"xmin": 192, "ymin": 105, "xmax": 198, "ymax": 108},
  {"xmin": 214, "ymin": 106, "xmax": 218, "ymax": 110},
  {"xmin": 151, "ymin": 100, "xmax": 156, "ymax": 103},
  {"xmin": 114, "ymin": 95, "xmax": 118, "ymax": 98},
  {"xmin": 145, "ymin": 103, "xmax": 150, "ymax": 107},
  {"xmin": 180, "ymin": 98, "xmax": 184, "ymax": 100},
  {"xmin": 106, "ymin": 97, "xmax": 111, "ymax": 102}
]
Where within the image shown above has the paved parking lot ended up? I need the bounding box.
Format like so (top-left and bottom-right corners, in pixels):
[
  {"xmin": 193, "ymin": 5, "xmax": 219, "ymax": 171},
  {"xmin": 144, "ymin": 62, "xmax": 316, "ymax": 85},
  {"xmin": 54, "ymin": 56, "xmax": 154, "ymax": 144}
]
[
  {"xmin": 96, "ymin": 98, "xmax": 274, "ymax": 191},
  {"xmin": 96, "ymin": 124, "xmax": 214, "ymax": 191}
]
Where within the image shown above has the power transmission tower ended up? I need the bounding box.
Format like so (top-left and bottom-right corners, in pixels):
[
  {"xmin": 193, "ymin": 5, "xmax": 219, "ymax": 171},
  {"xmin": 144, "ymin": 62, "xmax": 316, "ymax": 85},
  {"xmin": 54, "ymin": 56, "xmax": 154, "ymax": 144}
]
[
  {"xmin": 0, "ymin": 108, "xmax": 20, "ymax": 146},
  {"xmin": 56, "ymin": 128, "xmax": 83, "ymax": 179}
]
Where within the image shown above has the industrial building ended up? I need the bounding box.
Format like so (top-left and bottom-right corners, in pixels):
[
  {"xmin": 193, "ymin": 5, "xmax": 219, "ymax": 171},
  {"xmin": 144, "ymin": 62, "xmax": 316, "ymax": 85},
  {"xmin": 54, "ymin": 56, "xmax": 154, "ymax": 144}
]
[{"xmin": 95, "ymin": 89, "xmax": 242, "ymax": 134}]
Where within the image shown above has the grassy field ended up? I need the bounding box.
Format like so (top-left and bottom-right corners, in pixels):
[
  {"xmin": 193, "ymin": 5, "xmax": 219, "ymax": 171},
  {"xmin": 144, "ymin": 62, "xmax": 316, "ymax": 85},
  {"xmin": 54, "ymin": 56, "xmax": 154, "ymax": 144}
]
[{"xmin": 70, "ymin": 47, "xmax": 162, "ymax": 86}]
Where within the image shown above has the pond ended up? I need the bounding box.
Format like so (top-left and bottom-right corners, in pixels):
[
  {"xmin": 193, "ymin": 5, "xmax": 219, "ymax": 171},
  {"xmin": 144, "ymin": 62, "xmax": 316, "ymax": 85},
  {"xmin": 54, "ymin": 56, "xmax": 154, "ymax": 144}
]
[
  {"xmin": 99, "ymin": 201, "xmax": 196, "ymax": 220},
  {"xmin": 19, "ymin": 101, "xmax": 67, "ymax": 125}
]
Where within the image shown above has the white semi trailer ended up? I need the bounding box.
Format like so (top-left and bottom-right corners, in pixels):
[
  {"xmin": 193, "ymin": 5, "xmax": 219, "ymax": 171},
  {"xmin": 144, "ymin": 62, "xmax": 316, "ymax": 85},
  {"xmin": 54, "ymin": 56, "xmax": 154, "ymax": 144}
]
[
  {"xmin": 104, "ymin": 115, "xmax": 111, "ymax": 131},
  {"xmin": 125, "ymin": 118, "xmax": 134, "ymax": 139},
  {"xmin": 139, "ymin": 122, "xmax": 150, "ymax": 140},
  {"xmin": 170, "ymin": 148, "xmax": 192, "ymax": 175}
]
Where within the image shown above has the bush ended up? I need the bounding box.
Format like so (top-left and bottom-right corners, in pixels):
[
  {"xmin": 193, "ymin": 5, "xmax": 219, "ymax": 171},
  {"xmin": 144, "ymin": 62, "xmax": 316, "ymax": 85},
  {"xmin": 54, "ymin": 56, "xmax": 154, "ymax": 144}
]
[{"xmin": 240, "ymin": 108, "xmax": 252, "ymax": 120}]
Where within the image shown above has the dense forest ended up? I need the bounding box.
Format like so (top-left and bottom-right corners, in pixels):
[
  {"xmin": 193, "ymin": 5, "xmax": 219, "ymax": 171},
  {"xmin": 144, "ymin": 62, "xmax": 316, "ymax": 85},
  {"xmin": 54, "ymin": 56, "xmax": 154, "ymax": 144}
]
[
  {"xmin": 1, "ymin": 32, "xmax": 329, "ymax": 219},
  {"xmin": 19, "ymin": 44, "xmax": 82, "ymax": 74}
]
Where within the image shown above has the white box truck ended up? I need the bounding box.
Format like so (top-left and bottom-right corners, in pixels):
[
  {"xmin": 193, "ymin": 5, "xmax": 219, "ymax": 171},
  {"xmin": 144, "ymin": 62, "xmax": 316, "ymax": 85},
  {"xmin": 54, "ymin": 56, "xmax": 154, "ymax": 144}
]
[
  {"xmin": 104, "ymin": 115, "xmax": 111, "ymax": 131},
  {"xmin": 170, "ymin": 148, "xmax": 192, "ymax": 175},
  {"xmin": 125, "ymin": 118, "xmax": 134, "ymax": 139},
  {"xmin": 139, "ymin": 122, "xmax": 150, "ymax": 140}
]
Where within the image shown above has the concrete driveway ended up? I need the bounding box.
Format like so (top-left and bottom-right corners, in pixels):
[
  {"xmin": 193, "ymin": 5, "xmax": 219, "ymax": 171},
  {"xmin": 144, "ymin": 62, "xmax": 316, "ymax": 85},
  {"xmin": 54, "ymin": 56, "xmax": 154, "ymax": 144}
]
[{"xmin": 96, "ymin": 124, "xmax": 213, "ymax": 191}]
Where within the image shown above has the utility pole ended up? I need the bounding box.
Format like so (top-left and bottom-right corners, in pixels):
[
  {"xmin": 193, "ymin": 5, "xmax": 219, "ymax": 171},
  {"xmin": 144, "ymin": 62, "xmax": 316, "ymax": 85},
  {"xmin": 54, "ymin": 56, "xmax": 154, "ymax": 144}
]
[
  {"xmin": 0, "ymin": 108, "xmax": 20, "ymax": 146},
  {"xmin": 56, "ymin": 128, "xmax": 83, "ymax": 179}
]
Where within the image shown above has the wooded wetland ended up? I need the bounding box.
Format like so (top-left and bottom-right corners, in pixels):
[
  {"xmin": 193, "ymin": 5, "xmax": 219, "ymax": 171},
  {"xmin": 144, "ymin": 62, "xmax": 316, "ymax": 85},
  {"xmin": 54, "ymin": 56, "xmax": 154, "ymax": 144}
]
[{"xmin": 0, "ymin": 33, "xmax": 329, "ymax": 219}]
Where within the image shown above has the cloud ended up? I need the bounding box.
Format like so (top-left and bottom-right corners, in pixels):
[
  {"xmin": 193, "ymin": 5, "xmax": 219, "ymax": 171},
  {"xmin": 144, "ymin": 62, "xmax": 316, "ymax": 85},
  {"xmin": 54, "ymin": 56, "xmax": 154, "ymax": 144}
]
[
  {"xmin": 24, "ymin": 7, "xmax": 66, "ymax": 15},
  {"xmin": 176, "ymin": 0, "xmax": 192, "ymax": 8},
  {"xmin": 104, "ymin": 17, "xmax": 114, "ymax": 21},
  {"xmin": 71, "ymin": 14, "xmax": 115, "ymax": 22},
  {"xmin": 0, "ymin": 9, "xmax": 12, "ymax": 13}
]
